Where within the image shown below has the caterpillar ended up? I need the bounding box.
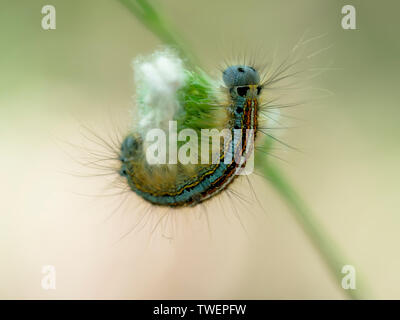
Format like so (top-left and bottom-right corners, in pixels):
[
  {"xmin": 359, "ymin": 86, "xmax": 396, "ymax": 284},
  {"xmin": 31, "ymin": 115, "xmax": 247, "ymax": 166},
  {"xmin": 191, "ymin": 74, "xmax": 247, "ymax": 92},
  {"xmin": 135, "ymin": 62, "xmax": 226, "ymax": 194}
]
[
  {"xmin": 78, "ymin": 35, "xmax": 323, "ymax": 216},
  {"xmin": 118, "ymin": 50, "xmax": 264, "ymax": 207}
]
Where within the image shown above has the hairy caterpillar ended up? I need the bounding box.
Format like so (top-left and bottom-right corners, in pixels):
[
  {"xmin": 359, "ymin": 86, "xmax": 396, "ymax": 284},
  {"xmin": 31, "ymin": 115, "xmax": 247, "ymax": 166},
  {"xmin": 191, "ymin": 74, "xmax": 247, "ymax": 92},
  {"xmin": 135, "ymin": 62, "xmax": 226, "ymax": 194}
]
[
  {"xmin": 75, "ymin": 34, "xmax": 326, "ymax": 226},
  {"xmin": 119, "ymin": 51, "xmax": 263, "ymax": 207}
]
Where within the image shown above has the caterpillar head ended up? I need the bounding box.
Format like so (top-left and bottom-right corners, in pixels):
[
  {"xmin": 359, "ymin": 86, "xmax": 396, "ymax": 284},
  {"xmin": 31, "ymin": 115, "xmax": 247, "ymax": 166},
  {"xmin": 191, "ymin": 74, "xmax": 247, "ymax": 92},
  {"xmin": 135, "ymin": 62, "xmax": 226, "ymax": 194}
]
[{"xmin": 223, "ymin": 65, "xmax": 262, "ymax": 98}]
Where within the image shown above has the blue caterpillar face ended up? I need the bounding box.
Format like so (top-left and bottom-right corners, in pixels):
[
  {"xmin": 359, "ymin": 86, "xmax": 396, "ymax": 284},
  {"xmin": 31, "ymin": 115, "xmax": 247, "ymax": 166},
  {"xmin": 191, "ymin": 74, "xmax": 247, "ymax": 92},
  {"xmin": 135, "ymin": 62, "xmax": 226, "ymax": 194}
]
[
  {"xmin": 223, "ymin": 65, "xmax": 262, "ymax": 98},
  {"xmin": 222, "ymin": 65, "xmax": 260, "ymax": 87}
]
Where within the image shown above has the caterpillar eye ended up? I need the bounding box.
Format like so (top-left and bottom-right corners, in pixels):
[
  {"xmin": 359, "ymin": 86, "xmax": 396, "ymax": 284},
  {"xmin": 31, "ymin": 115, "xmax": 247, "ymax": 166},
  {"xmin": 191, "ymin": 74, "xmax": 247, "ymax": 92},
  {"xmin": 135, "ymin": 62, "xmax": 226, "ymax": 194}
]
[
  {"xmin": 237, "ymin": 86, "xmax": 249, "ymax": 97},
  {"xmin": 257, "ymin": 86, "xmax": 262, "ymax": 95}
]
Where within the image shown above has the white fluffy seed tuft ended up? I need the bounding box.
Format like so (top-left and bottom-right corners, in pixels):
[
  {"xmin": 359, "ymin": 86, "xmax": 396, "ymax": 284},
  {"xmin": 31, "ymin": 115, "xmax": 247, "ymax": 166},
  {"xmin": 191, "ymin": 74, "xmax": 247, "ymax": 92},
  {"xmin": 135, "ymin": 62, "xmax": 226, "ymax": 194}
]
[{"xmin": 132, "ymin": 49, "xmax": 186, "ymax": 136}]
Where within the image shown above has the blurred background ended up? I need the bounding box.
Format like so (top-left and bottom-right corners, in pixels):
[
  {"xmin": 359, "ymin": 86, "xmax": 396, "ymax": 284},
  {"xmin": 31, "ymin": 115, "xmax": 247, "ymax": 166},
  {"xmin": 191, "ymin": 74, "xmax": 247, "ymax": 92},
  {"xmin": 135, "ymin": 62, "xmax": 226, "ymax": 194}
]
[{"xmin": 1, "ymin": 0, "xmax": 399, "ymax": 299}]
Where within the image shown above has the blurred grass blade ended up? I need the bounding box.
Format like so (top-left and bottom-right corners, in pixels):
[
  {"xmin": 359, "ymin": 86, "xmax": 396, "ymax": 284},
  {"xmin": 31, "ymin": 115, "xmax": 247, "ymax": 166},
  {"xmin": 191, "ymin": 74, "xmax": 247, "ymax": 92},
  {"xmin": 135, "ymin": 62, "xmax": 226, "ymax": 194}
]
[
  {"xmin": 255, "ymin": 138, "xmax": 370, "ymax": 299},
  {"xmin": 118, "ymin": 0, "xmax": 199, "ymax": 67}
]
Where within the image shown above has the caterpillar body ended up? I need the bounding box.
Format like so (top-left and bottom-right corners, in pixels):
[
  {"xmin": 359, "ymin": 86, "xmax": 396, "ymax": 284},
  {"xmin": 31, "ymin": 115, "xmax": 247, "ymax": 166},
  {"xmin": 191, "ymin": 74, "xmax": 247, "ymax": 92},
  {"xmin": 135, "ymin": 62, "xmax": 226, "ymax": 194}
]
[{"xmin": 118, "ymin": 57, "xmax": 262, "ymax": 207}]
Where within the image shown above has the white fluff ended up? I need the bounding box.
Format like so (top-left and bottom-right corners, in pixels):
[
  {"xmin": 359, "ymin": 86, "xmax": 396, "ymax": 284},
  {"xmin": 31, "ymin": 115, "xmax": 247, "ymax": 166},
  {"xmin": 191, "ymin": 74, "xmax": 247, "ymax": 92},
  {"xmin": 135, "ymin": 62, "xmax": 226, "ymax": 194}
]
[{"xmin": 132, "ymin": 49, "xmax": 186, "ymax": 136}]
